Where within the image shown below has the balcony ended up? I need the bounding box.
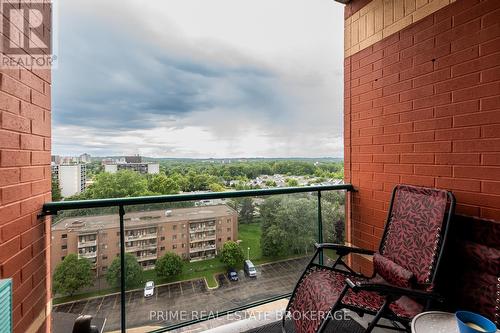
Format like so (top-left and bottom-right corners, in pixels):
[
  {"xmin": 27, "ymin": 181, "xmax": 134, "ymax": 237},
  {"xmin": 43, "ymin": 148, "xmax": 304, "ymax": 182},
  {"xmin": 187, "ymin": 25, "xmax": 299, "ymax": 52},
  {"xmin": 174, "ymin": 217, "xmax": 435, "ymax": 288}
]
[
  {"xmin": 78, "ymin": 251, "xmax": 97, "ymax": 259},
  {"xmin": 124, "ymin": 243, "xmax": 157, "ymax": 252},
  {"xmin": 189, "ymin": 244, "xmax": 216, "ymax": 253},
  {"xmin": 43, "ymin": 184, "xmax": 350, "ymax": 333},
  {"xmin": 189, "ymin": 225, "xmax": 216, "ymax": 233},
  {"xmin": 124, "ymin": 232, "xmax": 157, "ymax": 241},
  {"xmin": 189, "ymin": 234, "xmax": 216, "ymax": 243},
  {"xmin": 77, "ymin": 239, "xmax": 97, "ymax": 248},
  {"xmin": 136, "ymin": 253, "xmax": 157, "ymax": 261}
]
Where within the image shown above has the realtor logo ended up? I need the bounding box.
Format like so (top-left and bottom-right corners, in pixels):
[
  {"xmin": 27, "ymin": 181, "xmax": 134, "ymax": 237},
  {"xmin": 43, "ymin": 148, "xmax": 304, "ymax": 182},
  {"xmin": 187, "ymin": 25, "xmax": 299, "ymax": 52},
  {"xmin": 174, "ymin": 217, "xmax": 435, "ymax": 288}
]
[{"xmin": 0, "ymin": 0, "xmax": 55, "ymax": 68}]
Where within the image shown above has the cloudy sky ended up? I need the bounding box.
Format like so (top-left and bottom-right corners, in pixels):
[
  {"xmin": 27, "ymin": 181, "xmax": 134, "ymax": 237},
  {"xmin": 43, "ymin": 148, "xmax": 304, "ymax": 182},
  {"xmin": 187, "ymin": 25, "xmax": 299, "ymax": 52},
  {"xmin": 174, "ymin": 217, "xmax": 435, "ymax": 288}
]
[{"xmin": 52, "ymin": 0, "xmax": 345, "ymax": 158}]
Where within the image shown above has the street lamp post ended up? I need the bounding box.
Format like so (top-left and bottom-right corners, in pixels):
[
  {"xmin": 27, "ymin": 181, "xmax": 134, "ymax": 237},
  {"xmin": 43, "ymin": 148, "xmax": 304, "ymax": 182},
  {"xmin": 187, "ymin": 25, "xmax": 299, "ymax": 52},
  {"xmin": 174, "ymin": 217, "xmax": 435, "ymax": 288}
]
[{"xmin": 247, "ymin": 247, "xmax": 250, "ymax": 260}]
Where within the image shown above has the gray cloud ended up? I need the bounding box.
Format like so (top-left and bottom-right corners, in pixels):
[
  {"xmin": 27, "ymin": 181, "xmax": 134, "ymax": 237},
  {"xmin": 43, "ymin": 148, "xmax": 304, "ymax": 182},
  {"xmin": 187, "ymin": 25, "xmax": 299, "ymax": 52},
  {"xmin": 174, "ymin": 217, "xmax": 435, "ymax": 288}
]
[{"xmin": 53, "ymin": 0, "xmax": 345, "ymax": 158}]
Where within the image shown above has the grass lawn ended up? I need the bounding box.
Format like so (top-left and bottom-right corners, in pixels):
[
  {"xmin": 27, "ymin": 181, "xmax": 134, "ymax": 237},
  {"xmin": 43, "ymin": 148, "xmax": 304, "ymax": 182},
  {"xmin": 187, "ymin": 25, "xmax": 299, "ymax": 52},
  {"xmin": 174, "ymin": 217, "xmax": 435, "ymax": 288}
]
[
  {"xmin": 142, "ymin": 258, "xmax": 224, "ymax": 288},
  {"xmin": 53, "ymin": 288, "xmax": 120, "ymax": 305},
  {"xmin": 238, "ymin": 222, "xmax": 262, "ymax": 262}
]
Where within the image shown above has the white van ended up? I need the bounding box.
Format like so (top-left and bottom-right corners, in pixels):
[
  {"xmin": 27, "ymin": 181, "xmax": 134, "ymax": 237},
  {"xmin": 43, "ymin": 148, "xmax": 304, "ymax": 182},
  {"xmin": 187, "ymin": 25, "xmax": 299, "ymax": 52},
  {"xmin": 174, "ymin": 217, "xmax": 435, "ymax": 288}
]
[{"xmin": 244, "ymin": 260, "xmax": 257, "ymax": 278}]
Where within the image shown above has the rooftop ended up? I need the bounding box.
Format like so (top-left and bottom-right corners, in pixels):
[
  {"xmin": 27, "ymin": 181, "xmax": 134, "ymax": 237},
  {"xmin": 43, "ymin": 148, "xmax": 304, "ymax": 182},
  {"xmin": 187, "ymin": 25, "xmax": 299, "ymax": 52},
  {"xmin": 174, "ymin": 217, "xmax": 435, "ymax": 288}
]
[{"xmin": 51, "ymin": 204, "xmax": 237, "ymax": 232}]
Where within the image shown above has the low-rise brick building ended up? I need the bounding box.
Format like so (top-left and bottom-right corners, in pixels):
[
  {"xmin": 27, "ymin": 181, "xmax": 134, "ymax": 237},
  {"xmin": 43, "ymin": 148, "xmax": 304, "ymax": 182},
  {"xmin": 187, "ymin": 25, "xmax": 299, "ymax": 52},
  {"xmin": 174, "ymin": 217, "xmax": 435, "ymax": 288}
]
[{"xmin": 51, "ymin": 205, "xmax": 238, "ymax": 275}]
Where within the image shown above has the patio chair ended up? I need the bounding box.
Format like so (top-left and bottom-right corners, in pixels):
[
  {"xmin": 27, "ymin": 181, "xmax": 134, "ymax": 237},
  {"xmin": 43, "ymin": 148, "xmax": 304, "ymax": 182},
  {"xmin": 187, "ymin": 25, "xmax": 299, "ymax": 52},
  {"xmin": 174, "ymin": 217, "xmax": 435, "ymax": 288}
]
[{"xmin": 282, "ymin": 184, "xmax": 455, "ymax": 333}]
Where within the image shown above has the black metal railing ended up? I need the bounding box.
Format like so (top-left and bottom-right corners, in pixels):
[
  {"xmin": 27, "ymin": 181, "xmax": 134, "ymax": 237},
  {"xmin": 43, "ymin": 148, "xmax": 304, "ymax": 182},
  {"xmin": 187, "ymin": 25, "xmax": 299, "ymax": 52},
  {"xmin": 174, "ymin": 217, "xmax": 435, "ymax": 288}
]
[{"xmin": 42, "ymin": 184, "xmax": 353, "ymax": 333}]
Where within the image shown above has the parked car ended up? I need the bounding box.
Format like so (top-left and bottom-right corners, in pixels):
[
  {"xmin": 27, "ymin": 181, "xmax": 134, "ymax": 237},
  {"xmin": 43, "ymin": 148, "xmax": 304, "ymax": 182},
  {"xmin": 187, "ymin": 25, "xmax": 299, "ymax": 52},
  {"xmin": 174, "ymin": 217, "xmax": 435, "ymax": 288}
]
[
  {"xmin": 227, "ymin": 268, "xmax": 239, "ymax": 281},
  {"xmin": 144, "ymin": 281, "xmax": 155, "ymax": 297},
  {"xmin": 244, "ymin": 260, "xmax": 257, "ymax": 278}
]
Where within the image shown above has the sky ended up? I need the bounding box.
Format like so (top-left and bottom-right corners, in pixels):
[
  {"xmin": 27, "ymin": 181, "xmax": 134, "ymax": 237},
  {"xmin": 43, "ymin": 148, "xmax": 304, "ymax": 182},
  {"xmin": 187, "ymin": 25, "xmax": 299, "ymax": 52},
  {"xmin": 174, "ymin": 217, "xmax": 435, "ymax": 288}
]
[{"xmin": 52, "ymin": 0, "xmax": 345, "ymax": 158}]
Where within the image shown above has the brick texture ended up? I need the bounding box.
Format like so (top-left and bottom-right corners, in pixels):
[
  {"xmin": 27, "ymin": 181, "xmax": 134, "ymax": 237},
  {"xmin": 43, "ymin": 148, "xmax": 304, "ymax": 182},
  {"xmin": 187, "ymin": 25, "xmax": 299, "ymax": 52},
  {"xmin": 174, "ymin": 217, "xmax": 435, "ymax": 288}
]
[
  {"xmin": 0, "ymin": 10, "xmax": 51, "ymax": 333},
  {"xmin": 345, "ymin": 0, "xmax": 457, "ymax": 57},
  {"xmin": 344, "ymin": 0, "xmax": 500, "ymax": 276}
]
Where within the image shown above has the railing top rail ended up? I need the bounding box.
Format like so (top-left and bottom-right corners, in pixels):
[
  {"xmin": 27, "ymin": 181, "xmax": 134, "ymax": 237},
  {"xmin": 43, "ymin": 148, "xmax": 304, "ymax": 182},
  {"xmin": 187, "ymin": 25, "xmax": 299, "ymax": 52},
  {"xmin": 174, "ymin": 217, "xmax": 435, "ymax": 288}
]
[{"xmin": 42, "ymin": 184, "xmax": 353, "ymax": 215}]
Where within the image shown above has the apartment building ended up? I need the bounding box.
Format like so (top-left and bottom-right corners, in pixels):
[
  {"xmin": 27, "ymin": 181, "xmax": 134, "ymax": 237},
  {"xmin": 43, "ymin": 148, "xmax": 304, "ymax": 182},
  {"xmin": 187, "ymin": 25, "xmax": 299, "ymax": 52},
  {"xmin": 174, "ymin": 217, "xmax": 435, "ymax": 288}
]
[
  {"xmin": 51, "ymin": 205, "xmax": 238, "ymax": 275},
  {"xmin": 51, "ymin": 164, "xmax": 87, "ymax": 197},
  {"xmin": 104, "ymin": 162, "xmax": 160, "ymax": 174}
]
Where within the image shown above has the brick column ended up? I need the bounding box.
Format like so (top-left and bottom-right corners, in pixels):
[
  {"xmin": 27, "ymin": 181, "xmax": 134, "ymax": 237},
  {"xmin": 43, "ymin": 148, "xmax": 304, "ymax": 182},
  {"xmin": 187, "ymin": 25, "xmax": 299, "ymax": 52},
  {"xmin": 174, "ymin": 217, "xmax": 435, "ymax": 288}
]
[
  {"xmin": 343, "ymin": 0, "xmax": 500, "ymax": 275},
  {"xmin": 0, "ymin": 8, "xmax": 52, "ymax": 333}
]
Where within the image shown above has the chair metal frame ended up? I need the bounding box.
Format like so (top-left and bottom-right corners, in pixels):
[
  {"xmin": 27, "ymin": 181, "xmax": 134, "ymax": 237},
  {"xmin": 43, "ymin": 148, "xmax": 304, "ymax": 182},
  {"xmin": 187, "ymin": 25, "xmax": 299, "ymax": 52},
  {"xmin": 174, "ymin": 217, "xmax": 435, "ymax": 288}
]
[{"xmin": 282, "ymin": 186, "xmax": 456, "ymax": 333}]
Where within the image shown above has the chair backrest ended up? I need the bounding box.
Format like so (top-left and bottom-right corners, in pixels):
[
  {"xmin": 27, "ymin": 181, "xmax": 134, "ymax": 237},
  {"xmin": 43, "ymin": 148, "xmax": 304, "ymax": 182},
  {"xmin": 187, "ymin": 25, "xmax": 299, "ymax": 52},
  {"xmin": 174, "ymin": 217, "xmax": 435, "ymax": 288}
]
[{"xmin": 379, "ymin": 185, "xmax": 454, "ymax": 288}]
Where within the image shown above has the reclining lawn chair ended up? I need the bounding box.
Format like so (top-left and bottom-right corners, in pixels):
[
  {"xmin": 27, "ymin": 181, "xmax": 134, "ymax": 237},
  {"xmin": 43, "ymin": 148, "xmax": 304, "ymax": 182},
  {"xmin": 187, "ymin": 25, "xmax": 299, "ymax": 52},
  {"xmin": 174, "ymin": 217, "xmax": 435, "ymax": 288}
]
[{"xmin": 282, "ymin": 185, "xmax": 455, "ymax": 333}]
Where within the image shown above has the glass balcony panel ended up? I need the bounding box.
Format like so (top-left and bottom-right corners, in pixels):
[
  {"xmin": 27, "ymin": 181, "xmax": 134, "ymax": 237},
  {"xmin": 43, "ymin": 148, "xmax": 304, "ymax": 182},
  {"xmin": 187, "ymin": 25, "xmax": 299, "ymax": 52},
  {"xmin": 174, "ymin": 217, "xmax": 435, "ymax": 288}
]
[{"xmin": 49, "ymin": 187, "xmax": 348, "ymax": 332}]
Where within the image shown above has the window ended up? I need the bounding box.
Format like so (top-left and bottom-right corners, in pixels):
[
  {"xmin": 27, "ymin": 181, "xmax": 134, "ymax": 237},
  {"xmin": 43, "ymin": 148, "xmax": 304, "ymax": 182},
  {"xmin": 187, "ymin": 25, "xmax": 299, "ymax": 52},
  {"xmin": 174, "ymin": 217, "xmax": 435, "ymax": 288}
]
[
  {"xmin": 61, "ymin": 245, "xmax": 67, "ymax": 250},
  {"xmin": 218, "ymin": 238, "xmax": 222, "ymax": 242},
  {"xmin": 218, "ymin": 220, "xmax": 221, "ymax": 224},
  {"xmin": 61, "ymin": 256, "xmax": 65, "ymax": 261},
  {"xmin": 182, "ymin": 224, "xmax": 186, "ymax": 228},
  {"xmin": 181, "ymin": 234, "xmax": 185, "ymax": 238},
  {"xmin": 172, "ymin": 235, "xmax": 177, "ymax": 240},
  {"xmin": 182, "ymin": 244, "xmax": 185, "ymax": 248},
  {"xmin": 227, "ymin": 219, "xmax": 231, "ymax": 223},
  {"xmin": 102, "ymin": 266, "xmax": 107, "ymax": 272},
  {"xmin": 172, "ymin": 244, "xmax": 177, "ymax": 249},
  {"xmin": 160, "ymin": 236, "xmax": 165, "ymax": 241},
  {"xmin": 227, "ymin": 237, "xmax": 231, "ymax": 241},
  {"xmin": 116, "ymin": 232, "xmax": 120, "ymax": 236},
  {"xmin": 61, "ymin": 234, "xmax": 67, "ymax": 239},
  {"xmin": 102, "ymin": 255, "xmax": 108, "ymax": 260},
  {"xmin": 227, "ymin": 228, "xmax": 231, "ymax": 232},
  {"xmin": 173, "ymin": 225, "xmax": 177, "ymax": 230},
  {"xmin": 160, "ymin": 246, "xmax": 165, "ymax": 251}
]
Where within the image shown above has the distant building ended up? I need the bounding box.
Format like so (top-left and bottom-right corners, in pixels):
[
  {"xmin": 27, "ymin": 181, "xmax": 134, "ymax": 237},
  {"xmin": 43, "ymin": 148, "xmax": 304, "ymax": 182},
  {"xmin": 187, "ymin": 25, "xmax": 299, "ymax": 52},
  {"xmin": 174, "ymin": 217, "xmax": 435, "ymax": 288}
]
[
  {"xmin": 101, "ymin": 158, "xmax": 115, "ymax": 165},
  {"xmin": 104, "ymin": 162, "xmax": 160, "ymax": 175},
  {"xmin": 125, "ymin": 155, "xmax": 142, "ymax": 163},
  {"xmin": 51, "ymin": 205, "xmax": 238, "ymax": 275},
  {"xmin": 79, "ymin": 153, "xmax": 91, "ymax": 163},
  {"xmin": 51, "ymin": 155, "xmax": 61, "ymax": 164},
  {"xmin": 52, "ymin": 164, "xmax": 87, "ymax": 197}
]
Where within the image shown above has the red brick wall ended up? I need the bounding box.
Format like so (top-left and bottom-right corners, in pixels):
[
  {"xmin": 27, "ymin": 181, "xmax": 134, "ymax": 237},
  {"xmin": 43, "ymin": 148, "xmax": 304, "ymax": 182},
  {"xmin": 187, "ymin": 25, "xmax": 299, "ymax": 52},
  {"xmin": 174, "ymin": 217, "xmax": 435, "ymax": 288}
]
[
  {"xmin": 0, "ymin": 10, "xmax": 52, "ymax": 333},
  {"xmin": 344, "ymin": 0, "xmax": 500, "ymax": 274}
]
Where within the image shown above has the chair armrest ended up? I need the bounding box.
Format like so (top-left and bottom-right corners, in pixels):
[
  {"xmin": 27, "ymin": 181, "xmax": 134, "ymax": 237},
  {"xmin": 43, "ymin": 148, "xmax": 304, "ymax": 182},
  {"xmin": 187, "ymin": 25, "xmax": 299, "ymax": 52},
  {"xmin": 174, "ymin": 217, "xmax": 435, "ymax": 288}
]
[
  {"xmin": 315, "ymin": 243, "xmax": 375, "ymax": 256},
  {"xmin": 345, "ymin": 278, "xmax": 444, "ymax": 302}
]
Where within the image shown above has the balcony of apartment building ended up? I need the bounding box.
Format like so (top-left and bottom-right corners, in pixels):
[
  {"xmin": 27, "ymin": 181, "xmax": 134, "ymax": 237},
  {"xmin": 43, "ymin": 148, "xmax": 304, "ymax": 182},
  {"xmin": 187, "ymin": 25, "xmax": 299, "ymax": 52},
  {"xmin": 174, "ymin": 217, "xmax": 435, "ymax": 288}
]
[
  {"xmin": 0, "ymin": 0, "xmax": 499, "ymax": 333},
  {"xmin": 124, "ymin": 227, "xmax": 158, "ymax": 242},
  {"xmin": 135, "ymin": 250, "xmax": 158, "ymax": 262},
  {"xmin": 189, "ymin": 232, "xmax": 217, "ymax": 243},
  {"xmin": 189, "ymin": 220, "xmax": 217, "ymax": 232},
  {"xmin": 189, "ymin": 242, "xmax": 217, "ymax": 254},
  {"xmin": 78, "ymin": 247, "xmax": 98, "ymax": 260},
  {"xmin": 78, "ymin": 234, "xmax": 98, "ymax": 248},
  {"xmin": 124, "ymin": 239, "xmax": 158, "ymax": 252}
]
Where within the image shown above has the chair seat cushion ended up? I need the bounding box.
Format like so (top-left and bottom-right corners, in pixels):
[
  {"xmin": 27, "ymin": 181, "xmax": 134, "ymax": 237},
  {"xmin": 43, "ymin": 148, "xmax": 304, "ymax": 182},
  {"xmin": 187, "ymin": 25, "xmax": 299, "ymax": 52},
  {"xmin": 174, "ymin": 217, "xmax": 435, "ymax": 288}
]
[
  {"xmin": 288, "ymin": 267, "xmax": 424, "ymax": 333},
  {"xmin": 373, "ymin": 253, "xmax": 415, "ymax": 288}
]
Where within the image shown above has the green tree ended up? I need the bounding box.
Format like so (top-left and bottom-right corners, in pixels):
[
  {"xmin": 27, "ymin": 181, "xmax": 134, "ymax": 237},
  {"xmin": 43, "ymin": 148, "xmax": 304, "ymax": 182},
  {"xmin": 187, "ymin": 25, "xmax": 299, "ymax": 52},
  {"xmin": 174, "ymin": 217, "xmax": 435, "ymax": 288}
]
[
  {"xmin": 53, "ymin": 254, "xmax": 93, "ymax": 296},
  {"xmin": 83, "ymin": 170, "xmax": 151, "ymax": 199},
  {"xmin": 239, "ymin": 197, "xmax": 255, "ymax": 223},
  {"xmin": 209, "ymin": 183, "xmax": 225, "ymax": 192},
  {"xmin": 220, "ymin": 241, "xmax": 245, "ymax": 268},
  {"xmin": 105, "ymin": 253, "xmax": 144, "ymax": 288},
  {"xmin": 264, "ymin": 180, "xmax": 277, "ymax": 187},
  {"xmin": 52, "ymin": 177, "xmax": 62, "ymax": 201},
  {"xmin": 147, "ymin": 174, "xmax": 180, "ymax": 195},
  {"xmin": 155, "ymin": 252, "xmax": 183, "ymax": 278},
  {"xmin": 260, "ymin": 196, "xmax": 316, "ymax": 257},
  {"xmin": 285, "ymin": 178, "xmax": 299, "ymax": 187}
]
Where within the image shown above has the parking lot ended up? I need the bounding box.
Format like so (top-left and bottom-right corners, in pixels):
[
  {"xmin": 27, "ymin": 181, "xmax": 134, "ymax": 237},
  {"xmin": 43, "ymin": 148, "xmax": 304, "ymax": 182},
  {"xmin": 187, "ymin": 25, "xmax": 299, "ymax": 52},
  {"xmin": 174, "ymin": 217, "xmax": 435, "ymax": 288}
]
[{"xmin": 53, "ymin": 257, "xmax": 309, "ymax": 331}]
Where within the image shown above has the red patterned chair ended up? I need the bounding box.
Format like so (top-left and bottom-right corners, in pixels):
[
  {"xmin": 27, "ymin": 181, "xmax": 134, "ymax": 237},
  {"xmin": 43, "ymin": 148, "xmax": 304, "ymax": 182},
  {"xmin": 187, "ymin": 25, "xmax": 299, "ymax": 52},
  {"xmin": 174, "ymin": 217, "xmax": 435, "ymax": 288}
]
[{"xmin": 282, "ymin": 185, "xmax": 455, "ymax": 333}]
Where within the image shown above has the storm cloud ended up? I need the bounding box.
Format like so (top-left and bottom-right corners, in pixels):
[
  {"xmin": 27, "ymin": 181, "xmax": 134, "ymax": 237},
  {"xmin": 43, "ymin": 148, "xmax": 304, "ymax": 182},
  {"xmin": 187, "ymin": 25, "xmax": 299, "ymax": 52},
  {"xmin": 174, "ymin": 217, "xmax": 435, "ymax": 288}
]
[{"xmin": 53, "ymin": 0, "xmax": 345, "ymax": 158}]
